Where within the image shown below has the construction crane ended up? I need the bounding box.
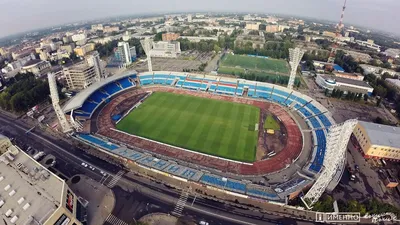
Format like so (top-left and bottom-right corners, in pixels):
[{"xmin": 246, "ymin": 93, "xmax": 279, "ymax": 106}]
[{"xmin": 327, "ymin": 0, "xmax": 347, "ymax": 64}]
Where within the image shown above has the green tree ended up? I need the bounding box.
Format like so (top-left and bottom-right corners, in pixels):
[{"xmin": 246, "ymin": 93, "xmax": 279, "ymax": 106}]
[{"xmin": 154, "ymin": 32, "xmax": 164, "ymax": 41}]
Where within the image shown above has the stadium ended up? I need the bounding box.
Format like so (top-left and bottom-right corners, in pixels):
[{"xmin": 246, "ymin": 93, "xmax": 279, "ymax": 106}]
[{"xmin": 63, "ymin": 71, "xmax": 337, "ymax": 203}]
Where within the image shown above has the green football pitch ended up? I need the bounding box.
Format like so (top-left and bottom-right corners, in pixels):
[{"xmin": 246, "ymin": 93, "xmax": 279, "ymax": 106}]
[
  {"xmin": 220, "ymin": 54, "xmax": 289, "ymax": 74},
  {"xmin": 116, "ymin": 92, "xmax": 260, "ymax": 162}
]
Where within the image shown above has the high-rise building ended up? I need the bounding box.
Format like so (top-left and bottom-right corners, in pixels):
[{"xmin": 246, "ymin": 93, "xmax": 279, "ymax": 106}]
[
  {"xmin": 187, "ymin": 14, "xmax": 192, "ymax": 22},
  {"xmin": 0, "ymin": 135, "xmax": 85, "ymax": 224},
  {"xmin": 129, "ymin": 46, "xmax": 137, "ymax": 61},
  {"xmin": 114, "ymin": 42, "xmax": 132, "ymax": 66},
  {"xmin": 63, "ymin": 62, "xmax": 98, "ymax": 90},
  {"xmin": 85, "ymin": 51, "xmax": 102, "ymax": 81}
]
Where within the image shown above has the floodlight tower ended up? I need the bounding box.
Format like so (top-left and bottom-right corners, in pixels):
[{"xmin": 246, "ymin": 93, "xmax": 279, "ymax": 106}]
[
  {"xmin": 327, "ymin": 0, "xmax": 347, "ymax": 64},
  {"xmin": 301, "ymin": 119, "xmax": 357, "ymax": 208},
  {"xmin": 48, "ymin": 73, "xmax": 73, "ymax": 133},
  {"xmin": 140, "ymin": 37, "xmax": 153, "ymax": 72},
  {"xmin": 287, "ymin": 47, "xmax": 305, "ymax": 90}
]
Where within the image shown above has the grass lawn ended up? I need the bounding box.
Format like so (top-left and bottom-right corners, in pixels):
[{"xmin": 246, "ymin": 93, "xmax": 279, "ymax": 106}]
[
  {"xmin": 116, "ymin": 92, "xmax": 260, "ymax": 162},
  {"xmin": 220, "ymin": 54, "xmax": 289, "ymax": 74},
  {"xmin": 264, "ymin": 115, "xmax": 280, "ymax": 131},
  {"xmin": 217, "ymin": 66, "xmax": 245, "ymax": 75}
]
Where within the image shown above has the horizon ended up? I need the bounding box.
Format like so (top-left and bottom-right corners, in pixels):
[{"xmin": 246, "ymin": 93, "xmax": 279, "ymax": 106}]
[{"xmin": 0, "ymin": 0, "xmax": 399, "ymax": 39}]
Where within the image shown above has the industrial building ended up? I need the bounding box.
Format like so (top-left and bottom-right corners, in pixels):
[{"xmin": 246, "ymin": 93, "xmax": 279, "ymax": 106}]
[
  {"xmin": 0, "ymin": 135, "xmax": 85, "ymax": 225},
  {"xmin": 150, "ymin": 41, "xmax": 181, "ymax": 58},
  {"xmin": 344, "ymin": 50, "xmax": 372, "ymax": 63},
  {"xmin": 315, "ymin": 74, "xmax": 374, "ymax": 95},
  {"xmin": 353, "ymin": 121, "xmax": 400, "ymax": 161},
  {"xmin": 355, "ymin": 40, "xmax": 381, "ymax": 52},
  {"xmin": 359, "ymin": 64, "xmax": 400, "ymax": 78},
  {"xmin": 332, "ymin": 71, "xmax": 364, "ymax": 81}
]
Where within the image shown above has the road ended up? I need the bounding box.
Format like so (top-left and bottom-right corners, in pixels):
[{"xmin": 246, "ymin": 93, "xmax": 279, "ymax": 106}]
[{"xmin": 0, "ymin": 113, "xmax": 317, "ymax": 225}]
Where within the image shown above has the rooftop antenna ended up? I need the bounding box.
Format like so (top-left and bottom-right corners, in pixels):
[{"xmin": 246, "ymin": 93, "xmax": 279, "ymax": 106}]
[{"xmin": 327, "ymin": 0, "xmax": 347, "ymax": 64}]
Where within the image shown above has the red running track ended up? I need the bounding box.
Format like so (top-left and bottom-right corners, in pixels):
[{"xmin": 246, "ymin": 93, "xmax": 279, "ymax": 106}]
[{"xmin": 96, "ymin": 86, "xmax": 303, "ymax": 175}]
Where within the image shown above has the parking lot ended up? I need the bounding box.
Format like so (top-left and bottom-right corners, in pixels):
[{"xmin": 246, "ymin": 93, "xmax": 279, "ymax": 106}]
[{"xmin": 332, "ymin": 137, "xmax": 400, "ymax": 209}]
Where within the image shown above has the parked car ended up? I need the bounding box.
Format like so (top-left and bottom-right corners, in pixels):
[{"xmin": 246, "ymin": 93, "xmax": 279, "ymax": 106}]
[{"xmin": 355, "ymin": 165, "xmax": 360, "ymax": 171}]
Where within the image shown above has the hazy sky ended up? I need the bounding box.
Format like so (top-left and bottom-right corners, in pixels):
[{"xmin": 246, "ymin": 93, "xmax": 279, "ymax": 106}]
[{"xmin": 0, "ymin": 0, "xmax": 399, "ymax": 38}]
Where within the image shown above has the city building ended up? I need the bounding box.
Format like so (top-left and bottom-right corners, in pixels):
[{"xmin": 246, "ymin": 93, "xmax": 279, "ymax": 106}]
[
  {"xmin": 179, "ymin": 36, "xmax": 218, "ymax": 42},
  {"xmin": 91, "ymin": 24, "xmax": 104, "ymax": 31},
  {"xmin": 359, "ymin": 64, "xmax": 400, "ymax": 77},
  {"xmin": 114, "ymin": 42, "xmax": 133, "ymax": 66},
  {"xmin": 245, "ymin": 22, "xmax": 260, "ymax": 30},
  {"xmin": 74, "ymin": 43, "xmax": 95, "ymax": 57},
  {"xmin": 63, "ymin": 62, "xmax": 98, "ymax": 90},
  {"xmin": 150, "ymin": 41, "xmax": 181, "ymax": 58},
  {"xmin": 0, "ymin": 47, "xmax": 7, "ymax": 55},
  {"xmin": 353, "ymin": 121, "xmax": 400, "ymax": 161},
  {"xmin": 103, "ymin": 26, "xmax": 120, "ymax": 33},
  {"xmin": 0, "ymin": 135, "xmax": 85, "ymax": 225},
  {"xmin": 333, "ymin": 71, "xmax": 364, "ymax": 81},
  {"xmin": 85, "ymin": 51, "xmax": 103, "ymax": 80},
  {"xmin": 60, "ymin": 43, "xmax": 76, "ymax": 54},
  {"xmin": 62, "ymin": 36, "xmax": 72, "ymax": 44},
  {"xmin": 385, "ymin": 78, "xmax": 400, "ymax": 90},
  {"xmin": 265, "ymin": 25, "xmax": 279, "ymax": 33},
  {"xmin": 344, "ymin": 50, "xmax": 372, "ymax": 63},
  {"xmin": 20, "ymin": 59, "xmax": 52, "ymax": 77},
  {"xmin": 384, "ymin": 48, "xmax": 400, "ymax": 59},
  {"xmin": 355, "ymin": 40, "xmax": 381, "ymax": 52},
  {"xmin": 162, "ymin": 33, "xmax": 180, "ymax": 41},
  {"xmin": 235, "ymin": 35, "xmax": 265, "ymax": 49},
  {"xmin": 322, "ymin": 31, "xmax": 336, "ymax": 38},
  {"xmin": 315, "ymin": 74, "xmax": 374, "ymax": 95},
  {"xmin": 71, "ymin": 33, "xmax": 87, "ymax": 42},
  {"xmin": 187, "ymin": 14, "xmax": 192, "ymax": 22}
]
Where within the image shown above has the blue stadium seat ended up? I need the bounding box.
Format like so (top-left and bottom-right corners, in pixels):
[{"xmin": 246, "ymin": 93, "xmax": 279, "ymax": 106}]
[
  {"xmin": 78, "ymin": 134, "xmax": 119, "ymax": 150},
  {"xmin": 103, "ymin": 82, "xmax": 122, "ymax": 95}
]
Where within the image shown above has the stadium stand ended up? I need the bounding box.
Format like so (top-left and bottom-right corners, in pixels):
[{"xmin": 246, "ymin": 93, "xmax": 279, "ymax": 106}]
[
  {"xmin": 68, "ymin": 71, "xmax": 339, "ymax": 202},
  {"xmin": 77, "ymin": 134, "xmax": 119, "ymax": 151}
]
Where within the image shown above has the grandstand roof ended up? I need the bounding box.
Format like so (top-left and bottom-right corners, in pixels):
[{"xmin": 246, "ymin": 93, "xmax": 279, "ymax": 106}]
[{"xmin": 62, "ymin": 70, "xmax": 136, "ymax": 112}]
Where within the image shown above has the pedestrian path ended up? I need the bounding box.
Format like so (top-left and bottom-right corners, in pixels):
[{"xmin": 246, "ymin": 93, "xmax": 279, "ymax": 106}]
[
  {"xmin": 172, "ymin": 189, "xmax": 189, "ymax": 217},
  {"xmin": 105, "ymin": 214, "xmax": 128, "ymax": 225},
  {"xmin": 106, "ymin": 170, "xmax": 125, "ymax": 188}
]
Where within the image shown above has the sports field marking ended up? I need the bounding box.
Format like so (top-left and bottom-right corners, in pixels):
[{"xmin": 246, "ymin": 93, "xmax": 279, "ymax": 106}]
[{"xmin": 116, "ymin": 92, "xmax": 260, "ymax": 162}]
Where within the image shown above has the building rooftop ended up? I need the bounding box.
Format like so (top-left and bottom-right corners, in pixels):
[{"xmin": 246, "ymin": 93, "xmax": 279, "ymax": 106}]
[
  {"xmin": 319, "ymin": 74, "xmax": 372, "ymax": 88},
  {"xmin": 359, "ymin": 121, "xmax": 400, "ymax": 148},
  {"xmin": 62, "ymin": 70, "xmax": 136, "ymax": 112},
  {"xmin": 0, "ymin": 135, "xmax": 64, "ymax": 225},
  {"xmin": 22, "ymin": 59, "xmax": 42, "ymax": 67}
]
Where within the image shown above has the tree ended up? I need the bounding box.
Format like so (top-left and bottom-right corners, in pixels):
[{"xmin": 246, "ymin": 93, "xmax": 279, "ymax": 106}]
[
  {"xmin": 374, "ymin": 85, "xmax": 387, "ymax": 98},
  {"xmin": 376, "ymin": 97, "xmax": 382, "ymax": 107},
  {"xmin": 154, "ymin": 32, "xmax": 164, "ymax": 41}
]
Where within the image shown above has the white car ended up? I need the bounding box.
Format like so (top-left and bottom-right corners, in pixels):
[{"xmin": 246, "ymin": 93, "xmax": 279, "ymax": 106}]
[
  {"xmin": 81, "ymin": 162, "xmax": 88, "ymax": 167},
  {"xmin": 199, "ymin": 221, "xmax": 209, "ymax": 225}
]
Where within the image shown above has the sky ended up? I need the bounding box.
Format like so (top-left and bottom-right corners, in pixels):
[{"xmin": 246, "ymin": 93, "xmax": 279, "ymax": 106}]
[{"xmin": 0, "ymin": 0, "xmax": 399, "ymax": 38}]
